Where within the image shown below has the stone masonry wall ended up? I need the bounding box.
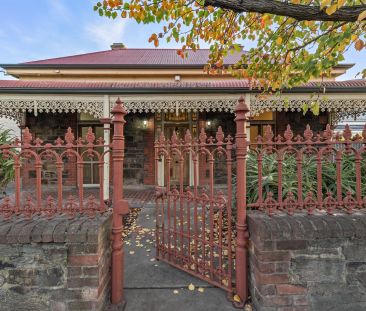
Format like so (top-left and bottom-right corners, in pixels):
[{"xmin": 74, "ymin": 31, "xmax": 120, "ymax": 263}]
[
  {"xmin": 248, "ymin": 211, "xmax": 366, "ymax": 311},
  {"xmin": 0, "ymin": 214, "xmax": 112, "ymax": 311}
]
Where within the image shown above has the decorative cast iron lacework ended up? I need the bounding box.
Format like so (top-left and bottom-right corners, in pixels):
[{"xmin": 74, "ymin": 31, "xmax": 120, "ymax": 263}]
[
  {"xmin": 1, "ymin": 95, "xmax": 366, "ymax": 122},
  {"xmin": 120, "ymin": 98, "xmax": 238, "ymax": 113},
  {"xmin": 250, "ymin": 98, "xmax": 366, "ymax": 116},
  {"xmin": 0, "ymin": 126, "xmax": 110, "ymax": 219},
  {"xmin": 248, "ymin": 123, "xmax": 366, "ymax": 216},
  {"xmin": 0, "ymin": 97, "xmax": 104, "ymax": 123}
]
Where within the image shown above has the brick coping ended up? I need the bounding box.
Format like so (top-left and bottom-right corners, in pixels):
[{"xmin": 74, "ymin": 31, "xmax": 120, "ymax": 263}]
[
  {"xmin": 248, "ymin": 210, "xmax": 366, "ymax": 241},
  {"xmin": 0, "ymin": 213, "xmax": 112, "ymax": 244}
]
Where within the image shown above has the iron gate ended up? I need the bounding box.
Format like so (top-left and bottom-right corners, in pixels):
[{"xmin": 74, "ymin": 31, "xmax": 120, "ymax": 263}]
[{"xmin": 154, "ymin": 126, "xmax": 235, "ymax": 292}]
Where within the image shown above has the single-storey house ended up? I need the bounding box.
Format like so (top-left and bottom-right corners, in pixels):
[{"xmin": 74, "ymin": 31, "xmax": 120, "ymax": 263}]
[{"xmin": 0, "ymin": 44, "xmax": 365, "ymax": 192}]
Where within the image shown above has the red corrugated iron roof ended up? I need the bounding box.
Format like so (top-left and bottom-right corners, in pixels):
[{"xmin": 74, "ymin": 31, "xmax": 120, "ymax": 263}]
[
  {"xmin": 0, "ymin": 79, "xmax": 365, "ymax": 90},
  {"xmin": 22, "ymin": 49, "xmax": 244, "ymax": 66}
]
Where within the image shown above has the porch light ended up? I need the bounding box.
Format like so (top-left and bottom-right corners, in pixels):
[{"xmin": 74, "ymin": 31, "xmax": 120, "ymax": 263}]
[
  {"xmin": 206, "ymin": 120, "xmax": 212, "ymax": 127},
  {"xmin": 143, "ymin": 120, "xmax": 148, "ymax": 128}
]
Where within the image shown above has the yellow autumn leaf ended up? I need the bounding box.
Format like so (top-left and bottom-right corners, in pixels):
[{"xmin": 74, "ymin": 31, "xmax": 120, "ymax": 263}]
[
  {"xmin": 355, "ymin": 39, "xmax": 364, "ymax": 51},
  {"xmin": 276, "ymin": 37, "xmax": 283, "ymax": 45},
  {"xmin": 325, "ymin": 4, "xmax": 338, "ymax": 15},
  {"xmin": 358, "ymin": 10, "xmax": 366, "ymax": 21},
  {"xmin": 198, "ymin": 287, "xmax": 205, "ymax": 293},
  {"xmin": 337, "ymin": 0, "xmax": 346, "ymax": 8},
  {"xmin": 351, "ymin": 34, "xmax": 358, "ymax": 41},
  {"xmin": 244, "ymin": 304, "xmax": 253, "ymax": 311},
  {"xmin": 129, "ymin": 250, "xmax": 135, "ymax": 255},
  {"xmin": 188, "ymin": 283, "xmax": 195, "ymax": 291},
  {"xmin": 173, "ymin": 290, "xmax": 179, "ymax": 294},
  {"xmin": 233, "ymin": 294, "xmax": 241, "ymax": 303},
  {"xmin": 320, "ymin": 0, "xmax": 331, "ymax": 10}
]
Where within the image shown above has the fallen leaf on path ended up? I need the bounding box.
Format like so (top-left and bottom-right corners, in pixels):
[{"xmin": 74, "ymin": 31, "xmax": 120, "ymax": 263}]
[
  {"xmin": 188, "ymin": 283, "xmax": 195, "ymax": 291},
  {"xmin": 198, "ymin": 287, "xmax": 204, "ymax": 293},
  {"xmin": 233, "ymin": 295, "xmax": 241, "ymax": 303}
]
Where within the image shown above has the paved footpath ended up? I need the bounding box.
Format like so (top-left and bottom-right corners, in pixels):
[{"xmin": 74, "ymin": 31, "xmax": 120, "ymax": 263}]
[{"xmin": 123, "ymin": 201, "xmax": 240, "ymax": 311}]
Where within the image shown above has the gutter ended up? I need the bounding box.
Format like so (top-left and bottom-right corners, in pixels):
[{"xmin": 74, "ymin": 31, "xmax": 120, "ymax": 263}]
[
  {"xmin": 0, "ymin": 63, "xmax": 355, "ymax": 70},
  {"xmin": 0, "ymin": 86, "xmax": 365, "ymax": 94},
  {"xmin": 1, "ymin": 64, "xmax": 225, "ymax": 70}
]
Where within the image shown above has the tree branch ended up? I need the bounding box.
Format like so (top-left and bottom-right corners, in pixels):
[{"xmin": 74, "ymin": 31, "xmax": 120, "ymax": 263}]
[{"xmin": 204, "ymin": 0, "xmax": 366, "ymax": 22}]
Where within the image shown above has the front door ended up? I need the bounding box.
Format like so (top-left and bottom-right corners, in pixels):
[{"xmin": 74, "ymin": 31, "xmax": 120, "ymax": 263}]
[{"xmin": 164, "ymin": 124, "xmax": 190, "ymax": 185}]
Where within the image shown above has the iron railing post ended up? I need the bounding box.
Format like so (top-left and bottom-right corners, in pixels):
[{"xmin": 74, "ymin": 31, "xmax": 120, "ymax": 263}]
[
  {"xmin": 234, "ymin": 96, "xmax": 250, "ymax": 305},
  {"xmin": 111, "ymin": 98, "xmax": 129, "ymax": 305}
]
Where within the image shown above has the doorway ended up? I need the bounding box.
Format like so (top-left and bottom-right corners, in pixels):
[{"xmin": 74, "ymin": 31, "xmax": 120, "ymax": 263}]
[
  {"xmin": 156, "ymin": 111, "xmax": 198, "ymax": 187},
  {"xmin": 164, "ymin": 124, "xmax": 190, "ymax": 185}
]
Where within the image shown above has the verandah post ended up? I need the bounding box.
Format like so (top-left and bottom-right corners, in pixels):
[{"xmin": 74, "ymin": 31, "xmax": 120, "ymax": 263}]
[
  {"xmin": 234, "ymin": 96, "xmax": 250, "ymax": 305},
  {"xmin": 111, "ymin": 98, "xmax": 130, "ymax": 305}
]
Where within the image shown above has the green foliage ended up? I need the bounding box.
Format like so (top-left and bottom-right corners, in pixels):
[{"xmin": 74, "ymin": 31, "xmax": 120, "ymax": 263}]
[
  {"xmin": 0, "ymin": 126, "xmax": 15, "ymax": 190},
  {"xmin": 95, "ymin": 0, "xmax": 366, "ymax": 91}
]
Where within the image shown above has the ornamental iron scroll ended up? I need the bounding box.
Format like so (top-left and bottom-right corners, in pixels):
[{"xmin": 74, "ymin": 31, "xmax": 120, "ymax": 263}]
[
  {"xmin": 248, "ymin": 123, "xmax": 366, "ymax": 216},
  {"xmin": 0, "ymin": 126, "xmax": 109, "ymax": 220}
]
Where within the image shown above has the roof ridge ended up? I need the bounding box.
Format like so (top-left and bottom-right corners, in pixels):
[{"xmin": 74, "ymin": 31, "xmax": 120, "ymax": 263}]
[
  {"xmin": 22, "ymin": 48, "xmax": 219, "ymax": 65},
  {"xmin": 23, "ymin": 49, "xmax": 115, "ymax": 64}
]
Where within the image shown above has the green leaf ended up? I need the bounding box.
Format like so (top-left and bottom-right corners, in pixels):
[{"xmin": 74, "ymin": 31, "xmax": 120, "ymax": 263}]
[
  {"xmin": 311, "ymin": 101, "xmax": 320, "ymax": 115},
  {"xmin": 302, "ymin": 103, "xmax": 309, "ymax": 115}
]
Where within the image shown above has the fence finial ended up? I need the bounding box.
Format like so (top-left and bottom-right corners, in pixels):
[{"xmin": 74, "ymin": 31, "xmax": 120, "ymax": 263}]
[
  {"xmin": 112, "ymin": 98, "xmax": 127, "ymax": 116},
  {"xmin": 235, "ymin": 96, "xmax": 249, "ymax": 114}
]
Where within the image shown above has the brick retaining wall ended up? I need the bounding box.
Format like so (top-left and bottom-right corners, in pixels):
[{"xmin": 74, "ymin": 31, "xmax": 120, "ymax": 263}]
[
  {"xmin": 247, "ymin": 211, "xmax": 366, "ymax": 311},
  {"xmin": 0, "ymin": 214, "xmax": 112, "ymax": 311}
]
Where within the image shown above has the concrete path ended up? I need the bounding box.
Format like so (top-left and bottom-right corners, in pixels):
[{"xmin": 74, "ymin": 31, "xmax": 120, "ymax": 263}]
[{"xmin": 124, "ymin": 203, "xmax": 239, "ymax": 311}]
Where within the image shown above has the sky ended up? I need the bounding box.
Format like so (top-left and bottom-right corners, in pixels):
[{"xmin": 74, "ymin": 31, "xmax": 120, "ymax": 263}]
[{"xmin": 0, "ymin": 0, "xmax": 365, "ymax": 80}]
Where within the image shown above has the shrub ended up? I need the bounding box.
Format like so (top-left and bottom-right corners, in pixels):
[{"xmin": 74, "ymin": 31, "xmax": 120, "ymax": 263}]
[{"xmin": 0, "ymin": 126, "xmax": 15, "ymax": 191}]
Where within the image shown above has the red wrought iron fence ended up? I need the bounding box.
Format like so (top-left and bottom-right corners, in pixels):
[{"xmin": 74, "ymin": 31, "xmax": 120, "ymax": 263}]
[
  {"xmin": 247, "ymin": 123, "xmax": 366, "ymax": 216},
  {"xmin": 0, "ymin": 126, "xmax": 109, "ymax": 219},
  {"xmin": 0, "ymin": 99, "xmax": 129, "ymax": 306},
  {"xmin": 154, "ymin": 126, "xmax": 235, "ymax": 293},
  {"xmin": 154, "ymin": 100, "xmax": 251, "ymax": 306}
]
